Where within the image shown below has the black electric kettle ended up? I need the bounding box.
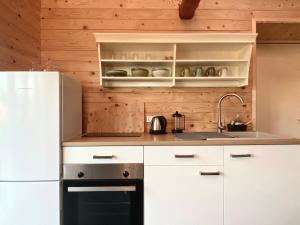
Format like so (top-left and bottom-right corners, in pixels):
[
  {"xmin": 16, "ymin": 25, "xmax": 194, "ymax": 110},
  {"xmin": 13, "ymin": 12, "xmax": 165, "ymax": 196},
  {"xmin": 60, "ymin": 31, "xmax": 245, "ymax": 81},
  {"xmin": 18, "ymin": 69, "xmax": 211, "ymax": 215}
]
[{"xmin": 150, "ymin": 116, "xmax": 167, "ymax": 134}]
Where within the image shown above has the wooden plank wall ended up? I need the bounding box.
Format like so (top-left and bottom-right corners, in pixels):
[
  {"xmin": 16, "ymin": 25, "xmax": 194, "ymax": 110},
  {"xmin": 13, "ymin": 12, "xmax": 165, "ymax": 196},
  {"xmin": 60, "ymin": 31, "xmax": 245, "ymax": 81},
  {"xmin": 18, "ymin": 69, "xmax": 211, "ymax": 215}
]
[
  {"xmin": 0, "ymin": 0, "xmax": 40, "ymax": 70},
  {"xmin": 40, "ymin": 0, "xmax": 300, "ymax": 133},
  {"xmin": 257, "ymin": 23, "xmax": 300, "ymax": 43}
]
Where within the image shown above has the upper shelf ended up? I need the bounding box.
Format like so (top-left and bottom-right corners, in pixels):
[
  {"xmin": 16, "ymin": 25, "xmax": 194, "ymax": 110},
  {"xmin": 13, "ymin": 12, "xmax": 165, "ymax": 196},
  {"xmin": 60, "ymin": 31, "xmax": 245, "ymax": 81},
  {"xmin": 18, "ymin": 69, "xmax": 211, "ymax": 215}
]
[
  {"xmin": 94, "ymin": 33, "xmax": 257, "ymax": 88},
  {"xmin": 101, "ymin": 59, "xmax": 173, "ymax": 63},
  {"xmin": 94, "ymin": 33, "xmax": 257, "ymax": 43}
]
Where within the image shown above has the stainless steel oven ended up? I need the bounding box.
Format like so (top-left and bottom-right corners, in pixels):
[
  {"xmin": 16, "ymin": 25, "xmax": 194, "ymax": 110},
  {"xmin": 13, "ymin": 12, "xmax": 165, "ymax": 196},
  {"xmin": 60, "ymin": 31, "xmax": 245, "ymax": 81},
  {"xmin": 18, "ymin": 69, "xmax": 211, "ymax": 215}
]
[{"xmin": 63, "ymin": 164, "xmax": 143, "ymax": 225}]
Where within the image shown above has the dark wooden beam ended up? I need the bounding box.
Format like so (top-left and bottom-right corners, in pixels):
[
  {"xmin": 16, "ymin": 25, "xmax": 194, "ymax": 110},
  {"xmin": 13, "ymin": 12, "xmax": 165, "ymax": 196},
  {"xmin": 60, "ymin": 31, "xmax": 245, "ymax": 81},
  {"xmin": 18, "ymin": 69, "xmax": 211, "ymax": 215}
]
[{"xmin": 179, "ymin": 0, "xmax": 201, "ymax": 19}]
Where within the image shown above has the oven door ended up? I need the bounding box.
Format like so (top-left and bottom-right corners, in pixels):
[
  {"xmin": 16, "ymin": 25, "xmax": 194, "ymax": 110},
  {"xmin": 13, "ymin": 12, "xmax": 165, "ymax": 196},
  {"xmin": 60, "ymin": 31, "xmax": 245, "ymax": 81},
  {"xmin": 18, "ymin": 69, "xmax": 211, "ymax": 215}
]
[{"xmin": 63, "ymin": 180, "xmax": 143, "ymax": 225}]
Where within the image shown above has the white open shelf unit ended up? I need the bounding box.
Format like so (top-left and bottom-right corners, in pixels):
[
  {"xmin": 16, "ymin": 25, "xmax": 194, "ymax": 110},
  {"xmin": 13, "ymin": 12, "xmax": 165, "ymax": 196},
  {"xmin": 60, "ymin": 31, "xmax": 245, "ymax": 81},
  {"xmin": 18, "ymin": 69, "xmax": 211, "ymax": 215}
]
[{"xmin": 94, "ymin": 33, "xmax": 257, "ymax": 87}]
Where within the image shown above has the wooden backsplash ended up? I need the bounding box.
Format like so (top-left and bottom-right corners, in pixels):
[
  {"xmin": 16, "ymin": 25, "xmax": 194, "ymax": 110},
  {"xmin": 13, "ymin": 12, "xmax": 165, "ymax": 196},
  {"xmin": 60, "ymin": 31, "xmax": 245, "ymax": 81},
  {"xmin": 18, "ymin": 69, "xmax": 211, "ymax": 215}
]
[
  {"xmin": 40, "ymin": 0, "xmax": 300, "ymax": 133},
  {"xmin": 0, "ymin": 0, "xmax": 40, "ymax": 70}
]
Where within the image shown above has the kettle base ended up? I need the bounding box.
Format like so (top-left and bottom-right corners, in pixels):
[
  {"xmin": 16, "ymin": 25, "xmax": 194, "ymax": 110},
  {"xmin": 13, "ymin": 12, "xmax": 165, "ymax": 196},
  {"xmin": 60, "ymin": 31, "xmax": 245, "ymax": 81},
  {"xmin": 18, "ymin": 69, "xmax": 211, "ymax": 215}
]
[{"xmin": 150, "ymin": 130, "xmax": 167, "ymax": 135}]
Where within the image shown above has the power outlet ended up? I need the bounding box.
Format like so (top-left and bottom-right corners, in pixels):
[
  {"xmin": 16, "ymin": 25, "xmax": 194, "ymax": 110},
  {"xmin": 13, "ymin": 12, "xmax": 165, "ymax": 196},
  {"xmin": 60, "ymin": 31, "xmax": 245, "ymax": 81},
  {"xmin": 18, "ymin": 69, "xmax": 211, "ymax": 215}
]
[{"xmin": 146, "ymin": 115, "xmax": 155, "ymax": 123}]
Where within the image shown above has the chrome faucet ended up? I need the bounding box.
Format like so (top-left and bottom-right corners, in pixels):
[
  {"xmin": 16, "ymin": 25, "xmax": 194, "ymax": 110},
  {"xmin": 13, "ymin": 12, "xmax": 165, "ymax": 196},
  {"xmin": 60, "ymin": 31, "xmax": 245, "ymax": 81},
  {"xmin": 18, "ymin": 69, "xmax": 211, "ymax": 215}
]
[{"xmin": 217, "ymin": 93, "xmax": 244, "ymax": 133}]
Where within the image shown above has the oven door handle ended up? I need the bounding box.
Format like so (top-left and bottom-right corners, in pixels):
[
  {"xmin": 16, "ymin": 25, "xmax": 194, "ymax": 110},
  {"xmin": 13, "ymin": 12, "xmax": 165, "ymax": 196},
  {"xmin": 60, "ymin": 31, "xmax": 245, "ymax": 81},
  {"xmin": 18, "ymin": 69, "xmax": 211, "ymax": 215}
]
[{"xmin": 67, "ymin": 186, "xmax": 136, "ymax": 192}]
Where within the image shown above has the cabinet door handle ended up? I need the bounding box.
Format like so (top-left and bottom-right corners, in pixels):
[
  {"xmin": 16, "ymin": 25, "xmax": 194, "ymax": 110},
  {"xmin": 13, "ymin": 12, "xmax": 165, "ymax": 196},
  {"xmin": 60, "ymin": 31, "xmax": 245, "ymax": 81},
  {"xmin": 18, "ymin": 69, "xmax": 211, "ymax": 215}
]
[
  {"xmin": 93, "ymin": 155, "xmax": 114, "ymax": 159},
  {"xmin": 174, "ymin": 154, "xmax": 195, "ymax": 158},
  {"xmin": 200, "ymin": 171, "xmax": 221, "ymax": 176},
  {"xmin": 230, "ymin": 153, "xmax": 252, "ymax": 158}
]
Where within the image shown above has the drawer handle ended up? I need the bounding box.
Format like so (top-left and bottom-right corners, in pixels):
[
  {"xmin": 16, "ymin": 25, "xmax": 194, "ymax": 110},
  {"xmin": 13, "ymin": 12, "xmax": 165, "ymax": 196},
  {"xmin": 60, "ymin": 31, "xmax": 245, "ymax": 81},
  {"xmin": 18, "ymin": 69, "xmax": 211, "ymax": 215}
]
[
  {"xmin": 174, "ymin": 154, "xmax": 195, "ymax": 158},
  {"xmin": 93, "ymin": 155, "xmax": 114, "ymax": 159},
  {"xmin": 230, "ymin": 153, "xmax": 252, "ymax": 158},
  {"xmin": 200, "ymin": 171, "xmax": 221, "ymax": 176}
]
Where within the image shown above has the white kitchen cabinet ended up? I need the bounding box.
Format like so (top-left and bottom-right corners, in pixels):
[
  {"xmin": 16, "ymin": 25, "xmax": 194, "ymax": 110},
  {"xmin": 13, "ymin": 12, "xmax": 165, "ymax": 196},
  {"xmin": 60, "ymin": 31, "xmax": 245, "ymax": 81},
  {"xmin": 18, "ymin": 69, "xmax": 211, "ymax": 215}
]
[
  {"xmin": 94, "ymin": 33, "xmax": 256, "ymax": 87},
  {"xmin": 145, "ymin": 166, "xmax": 223, "ymax": 225},
  {"xmin": 144, "ymin": 146, "xmax": 223, "ymax": 225},
  {"xmin": 224, "ymin": 145, "xmax": 300, "ymax": 225}
]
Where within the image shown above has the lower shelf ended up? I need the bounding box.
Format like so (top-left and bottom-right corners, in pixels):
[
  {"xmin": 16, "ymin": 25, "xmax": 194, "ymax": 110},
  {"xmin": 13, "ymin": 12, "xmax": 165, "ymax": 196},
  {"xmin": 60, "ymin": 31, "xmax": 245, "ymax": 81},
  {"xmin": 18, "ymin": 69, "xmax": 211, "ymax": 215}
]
[
  {"xmin": 175, "ymin": 76, "xmax": 245, "ymax": 80},
  {"xmin": 102, "ymin": 76, "xmax": 172, "ymax": 80},
  {"xmin": 101, "ymin": 76, "xmax": 248, "ymax": 87},
  {"xmin": 102, "ymin": 77, "xmax": 172, "ymax": 87},
  {"xmin": 174, "ymin": 76, "xmax": 247, "ymax": 87}
]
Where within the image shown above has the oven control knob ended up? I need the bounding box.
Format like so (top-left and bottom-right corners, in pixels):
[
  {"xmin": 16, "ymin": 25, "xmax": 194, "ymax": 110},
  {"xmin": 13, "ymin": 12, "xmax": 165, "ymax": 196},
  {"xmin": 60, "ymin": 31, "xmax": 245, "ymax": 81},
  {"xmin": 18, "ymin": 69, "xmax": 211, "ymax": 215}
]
[
  {"xmin": 77, "ymin": 171, "xmax": 85, "ymax": 178},
  {"xmin": 123, "ymin": 170, "xmax": 129, "ymax": 178}
]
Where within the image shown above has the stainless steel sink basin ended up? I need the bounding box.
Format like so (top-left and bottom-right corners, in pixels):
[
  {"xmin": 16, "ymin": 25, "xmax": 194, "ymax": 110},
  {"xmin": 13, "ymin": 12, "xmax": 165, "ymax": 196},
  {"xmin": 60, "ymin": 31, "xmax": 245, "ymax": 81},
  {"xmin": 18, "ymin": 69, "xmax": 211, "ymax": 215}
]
[
  {"xmin": 174, "ymin": 132, "xmax": 234, "ymax": 140},
  {"xmin": 174, "ymin": 131, "xmax": 284, "ymax": 140}
]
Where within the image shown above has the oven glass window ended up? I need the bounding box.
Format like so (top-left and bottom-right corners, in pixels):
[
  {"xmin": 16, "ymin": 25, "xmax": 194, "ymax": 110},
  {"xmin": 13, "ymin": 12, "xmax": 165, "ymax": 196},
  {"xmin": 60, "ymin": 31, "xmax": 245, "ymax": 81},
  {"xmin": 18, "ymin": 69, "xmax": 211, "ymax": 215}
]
[{"xmin": 63, "ymin": 180, "xmax": 143, "ymax": 225}]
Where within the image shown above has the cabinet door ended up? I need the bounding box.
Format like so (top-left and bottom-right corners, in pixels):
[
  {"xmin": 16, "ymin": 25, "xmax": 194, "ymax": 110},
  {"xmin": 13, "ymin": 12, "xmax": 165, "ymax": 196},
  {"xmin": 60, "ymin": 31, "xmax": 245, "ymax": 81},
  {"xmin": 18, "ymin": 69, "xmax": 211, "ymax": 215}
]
[
  {"xmin": 224, "ymin": 145, "xmax": 300, "ymax": 225},
  {"xmin": 0, "ymin": 181, "xmax": 60, "ymax": 225},
  {"xmin": 145, "ymin": 166, "xmax": 223, "ymax": 225}
]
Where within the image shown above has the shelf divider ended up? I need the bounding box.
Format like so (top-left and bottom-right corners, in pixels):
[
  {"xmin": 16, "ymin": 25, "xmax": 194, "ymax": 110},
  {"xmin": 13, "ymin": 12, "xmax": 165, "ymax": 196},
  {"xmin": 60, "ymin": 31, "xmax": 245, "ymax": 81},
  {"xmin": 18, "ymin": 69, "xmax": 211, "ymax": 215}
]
[
  {"xmin": 97, "ymin": 43, "xmax": 102, "ymax": 86},
  {"xmin": 172, "ymin": 43, "xmax": 177, "ymax": 87}
]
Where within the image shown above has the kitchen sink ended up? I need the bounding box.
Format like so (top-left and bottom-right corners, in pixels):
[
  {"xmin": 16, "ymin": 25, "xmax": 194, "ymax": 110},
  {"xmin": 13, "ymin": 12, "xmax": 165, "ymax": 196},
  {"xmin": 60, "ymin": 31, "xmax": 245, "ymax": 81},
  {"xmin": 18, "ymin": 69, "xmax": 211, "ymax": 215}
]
[
  {"xmin": 174, "ymin": 132, "xmax": 234, "ymax": 140},
  {"xmin": 174, "ymin": 131, "xmax": 283, "ymax": 140}
]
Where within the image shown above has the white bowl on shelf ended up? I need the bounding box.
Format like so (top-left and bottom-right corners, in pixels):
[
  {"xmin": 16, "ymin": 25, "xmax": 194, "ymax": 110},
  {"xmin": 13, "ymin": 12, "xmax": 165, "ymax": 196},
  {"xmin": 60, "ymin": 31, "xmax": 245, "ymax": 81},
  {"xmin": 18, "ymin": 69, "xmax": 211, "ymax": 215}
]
[
  {"xmin": 131, "ymin": 68, "xmax": 149, "ymax": 77},
  {"xmin": 151, "ymin": 68, "xmax": 170, "ymax": 77}
]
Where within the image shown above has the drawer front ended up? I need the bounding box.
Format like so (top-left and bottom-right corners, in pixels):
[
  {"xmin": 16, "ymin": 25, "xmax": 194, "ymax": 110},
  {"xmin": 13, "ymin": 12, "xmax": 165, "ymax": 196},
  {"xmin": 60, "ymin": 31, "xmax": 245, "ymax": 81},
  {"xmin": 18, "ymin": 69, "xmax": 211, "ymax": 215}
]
[
  {"xmin": 144, "ymin": 146, "xmax": 223, "ymax": 166},
  {"xmin": 63, "ymin": 146, "xmax": 143, "ymax": 164}
]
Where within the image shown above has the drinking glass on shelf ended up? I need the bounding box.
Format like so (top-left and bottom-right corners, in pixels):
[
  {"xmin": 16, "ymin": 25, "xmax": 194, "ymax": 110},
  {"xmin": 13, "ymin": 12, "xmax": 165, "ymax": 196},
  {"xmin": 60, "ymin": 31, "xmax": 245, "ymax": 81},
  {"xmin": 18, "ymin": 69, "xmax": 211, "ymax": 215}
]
[
  {"xmin": 111, "ymin": 51, "xmax": 121, "ymax": 60},
  {"xmin": 120, "ymin": 53, "xmax": 127, "ymax": 60},
  {"xmin": 132, "ymin": 52, "xmax": 139, "ymax": 60},
  {"xmin": 145, "ymin": 53, "xmax": 152, "ymax": 60}
]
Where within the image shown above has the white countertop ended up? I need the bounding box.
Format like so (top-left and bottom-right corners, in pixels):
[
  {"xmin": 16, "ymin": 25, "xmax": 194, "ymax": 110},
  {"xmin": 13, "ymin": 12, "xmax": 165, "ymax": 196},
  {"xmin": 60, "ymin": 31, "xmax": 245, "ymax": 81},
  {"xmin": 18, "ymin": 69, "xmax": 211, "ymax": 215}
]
[{"xmin": 63, "ymin": 132, "xmax": 300, "ymax": 147}]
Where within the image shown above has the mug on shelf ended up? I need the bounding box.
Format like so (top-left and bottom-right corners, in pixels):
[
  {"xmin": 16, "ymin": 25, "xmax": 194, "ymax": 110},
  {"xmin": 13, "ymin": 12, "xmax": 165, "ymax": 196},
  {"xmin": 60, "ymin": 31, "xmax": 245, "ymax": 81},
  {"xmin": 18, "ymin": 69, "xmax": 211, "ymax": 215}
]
[
  {"xmin": 180, "ymin": 67, "xmax": 191, "ymax": 77},
  {"xmin": 217, "ymin": 67, "xmax": 228, "ymax": 77},
  {"xmin": 193, "ymin": 67, "xmax": 204, "ymax": 77},
  {"xmin": 204, "ymin": 67, "xmax": 216, "ymax": 77}
]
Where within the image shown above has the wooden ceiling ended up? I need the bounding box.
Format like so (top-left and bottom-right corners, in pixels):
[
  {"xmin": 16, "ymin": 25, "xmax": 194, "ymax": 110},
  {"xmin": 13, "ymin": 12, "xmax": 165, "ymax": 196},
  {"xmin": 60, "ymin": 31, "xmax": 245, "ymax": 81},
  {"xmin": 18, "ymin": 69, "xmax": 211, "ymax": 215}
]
[{"xmin": 257, "ymin": 23, "xmax": 300, "ymax": 43}]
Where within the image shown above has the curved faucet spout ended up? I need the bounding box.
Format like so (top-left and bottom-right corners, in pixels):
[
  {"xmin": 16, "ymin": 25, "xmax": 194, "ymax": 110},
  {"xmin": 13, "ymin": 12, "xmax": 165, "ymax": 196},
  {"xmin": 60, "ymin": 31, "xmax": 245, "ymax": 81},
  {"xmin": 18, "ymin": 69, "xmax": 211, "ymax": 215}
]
[{"xmin": 217, "ymin": 93, "xmax": 244, "ymax": 133}]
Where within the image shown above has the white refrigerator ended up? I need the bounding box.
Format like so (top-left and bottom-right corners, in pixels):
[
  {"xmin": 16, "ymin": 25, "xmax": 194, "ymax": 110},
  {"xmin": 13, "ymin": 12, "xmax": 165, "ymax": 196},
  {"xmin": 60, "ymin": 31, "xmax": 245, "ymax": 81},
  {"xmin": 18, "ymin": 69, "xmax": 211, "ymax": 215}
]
[{"xmin": 0, "ymin": 72, "xmax": 82, "ymax": 225}]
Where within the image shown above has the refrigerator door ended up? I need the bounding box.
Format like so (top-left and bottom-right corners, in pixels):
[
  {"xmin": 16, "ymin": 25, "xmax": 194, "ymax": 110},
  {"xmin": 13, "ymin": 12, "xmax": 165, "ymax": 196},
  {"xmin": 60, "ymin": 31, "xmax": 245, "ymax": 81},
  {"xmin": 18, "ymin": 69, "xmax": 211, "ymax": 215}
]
[
  {"xmin": 0, "ymin": 181, "xmax": 60, "ymax": 225},
  {"xmin": 0, "ymin": 72, "xmax": 60, "ymax": 181}
]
